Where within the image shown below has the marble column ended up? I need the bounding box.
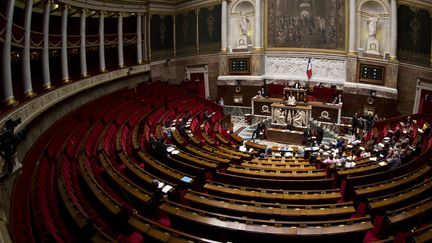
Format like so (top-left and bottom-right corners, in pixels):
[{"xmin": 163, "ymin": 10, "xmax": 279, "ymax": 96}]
[
  {"xmin": 118, "ymin": 13, "xmax": 125, "ymax": 68},
  {"xmin": 196, "ymin": 9, "xmax": 200, "ymax": 54},
  {"xmin": 173, "ymin": 14, "xmax": 176, "ymax": 57},
  {"xmin": 142, "ymin": 14, "xmax": 147, "ymax": 62},
  {"xmin": 430, "ymin": 31, "xmax": 432, "ymax": 66},
  {"xmin": 254, "ymin": 0, "xmax": 262, "ymax": 50},
  {"xmin": 61, "ymin": 5, "xmax": 70, "ymax": 83},
  {"xmin": 80, "ymin": 9, "xmax": 88, "ymax": 77},
  {"xmin": 1, "ymin": 0, "xmax": 17, "ymax": 105},
  {"xmin": 136, "ymin": 14, "xmax": 143, "ymax": 64},
  {"xmin": 99, "ymin": 12, "xmax": 106, "ymax": 72},
  {"xmin": 221, "ymin": 0, "xmax": 228, "ymax": 52},
  {"xmin": 389, "ymin": 0, "xmax": 398, "ymax": 61},
  {"xmin": 22, "ymin": 0, "xmax": 36, "ymax": 98},
  {"xmin": 42, "ymin": 1, "xmax": 53, "ymax": 90},
  {"xmin": 348, "ymin": 0, "xmax": 357, "ymax": 55}
]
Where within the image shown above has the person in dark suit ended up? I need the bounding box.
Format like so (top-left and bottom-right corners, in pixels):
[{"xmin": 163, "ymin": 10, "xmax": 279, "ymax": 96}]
[
  {"xmin": 252, "ymin": 122, "xmax": 266, "ymax": 140},
  {"xmin": 351, "ymin": 113, "xmax": 359, "ymax": 136},
  {"xmin": 293, "ymin": 80, "xmax": 301, "ymax": 89},
  {"xmin": 366, "ymin": 113, "xmax": 374, "ymax": 132},
  {"xmin": 315, "ymin": 125, "xmax": 324, "ymax": 145},
  {"xmin": 303, "ymin": 126, "xmax": 313, "ymax": 146},
  {"xmin": 286, "ymin": 120, "xmax": 294, "ymax": 131}
]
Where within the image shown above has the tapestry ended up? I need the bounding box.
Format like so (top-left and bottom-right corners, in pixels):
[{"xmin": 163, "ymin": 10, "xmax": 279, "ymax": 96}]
[
  {"xmin": 150, "ymin": 14, "xmax": 174, "ymax": 61},
  {"xmin": 397, "ymin": 5, "xmax": 431, "ymax": 66},
  {"xmin": 198, "ymin": 4, "xmax": 221, "ymax": 54},
  {"xmin": 176, "ymin": 10, "xmax": 197, "ymax": 57}
]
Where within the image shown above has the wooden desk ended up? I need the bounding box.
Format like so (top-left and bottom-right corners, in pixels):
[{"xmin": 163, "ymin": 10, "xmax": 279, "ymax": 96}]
[
  {"xmin": 215, "ymin": 171, "xmax": 334, "ymax": 190},
  {"xmin": 227, "ymin": 166, "xmax": 326, "ymax": 180},
  {"xmin": 267, "ymin": 128, "xmax": 303, "ymax": 145},
  {"xmin": 241, "ymin": 161, "xmax": 316, "ymax": 171},
  {"xmin": 160, "ymin": 200, "xmax": 372, "ymax": 242},
  {"xmin": 354, "ymin": 165, "xmax": 431, "ymax": 199},
  {"xmin": 368, "ymin": 179, "xmax": 432, "ymax": 213},
  {"xmin": 184, "ymin": 190, "xmax": 355, "ymax": 220},
  {"xmin": 410, "ymin": 222, "xmax": 432, "ymax": 243},
  {"xmin": 203, "ymin": 181, "xmax": 342, "ymax": 204}
]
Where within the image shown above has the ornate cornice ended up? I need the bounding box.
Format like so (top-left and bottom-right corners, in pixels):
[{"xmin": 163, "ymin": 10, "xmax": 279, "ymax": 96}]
[{"xmin": 399, "ymin": 0, "xmax": 432, "ymax": 9}]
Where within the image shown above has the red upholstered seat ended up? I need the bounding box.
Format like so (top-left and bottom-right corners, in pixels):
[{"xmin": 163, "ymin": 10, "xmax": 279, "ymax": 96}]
[{"xmin": 117, "ymin": 232, "xmax": 144, "ymax": 243}]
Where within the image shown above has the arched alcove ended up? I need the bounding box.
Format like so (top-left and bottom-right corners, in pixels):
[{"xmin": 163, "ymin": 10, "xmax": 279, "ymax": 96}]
[
  {"xmin": 228, "ymin": 0, "xmax": 255, "ymax": 51},
  {"xmin": 356, "ymin": 0, "xmax": 390, "ymax": 56}
]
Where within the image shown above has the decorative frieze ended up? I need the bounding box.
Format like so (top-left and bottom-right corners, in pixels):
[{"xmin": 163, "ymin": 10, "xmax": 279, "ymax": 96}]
[{"xmin": 265, "ymin": 56, "xmax": 347, "ymax": 84}]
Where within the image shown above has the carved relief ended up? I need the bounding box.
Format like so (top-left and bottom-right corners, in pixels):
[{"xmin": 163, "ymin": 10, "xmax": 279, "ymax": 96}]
[
  {"xmin": 265, "ymin": 56, "xmax": 346, "ymax": 83},
  {"xmin": 271, "ymin": 104, "xmax": 311, "ymax": 128}
]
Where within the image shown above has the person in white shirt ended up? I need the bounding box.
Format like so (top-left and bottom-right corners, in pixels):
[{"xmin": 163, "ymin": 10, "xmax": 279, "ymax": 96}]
[
  {"xmin": 287, "ymin": 95, "xmax": 296, "ymax": 106},
  {"xmin": 218, "ymin": 98, "xmax": 225, "ymax": 107},
  {"xmin": 322, "ymin": 154, "xmax": 337, "ymax": 164}
]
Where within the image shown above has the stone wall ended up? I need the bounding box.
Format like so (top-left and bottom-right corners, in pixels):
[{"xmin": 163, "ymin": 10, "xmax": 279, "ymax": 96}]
[
  {"xmin": 174, "ymin": 54, "xmax": 220, "ymax": 98},
  {"xmin": 397, "ymin": 64, "xmax": 432, "ymax": 115}
]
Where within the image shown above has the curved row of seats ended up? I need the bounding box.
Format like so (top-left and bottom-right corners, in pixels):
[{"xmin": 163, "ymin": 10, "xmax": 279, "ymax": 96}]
[{"xmin": 10, "ymin": 82, "xmax": 432, "ymax": 242}]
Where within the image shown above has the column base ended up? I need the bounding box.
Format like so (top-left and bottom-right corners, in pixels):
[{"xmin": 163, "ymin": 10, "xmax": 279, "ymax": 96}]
[
  {"xmin": 4, "ymin": 97, "xmax": 19, "ymax": 107},
  {"xmin": 100, "ymin": 67, "xmax": 108, "ymax": 73},
  {"xmin": 347, "ymin": 50, "xmax": 358, "ymax": 57},
  {"xmin": 43, "ymin": 83, "xmax": 55, "ymax": 91},
  {"xmin": 24, "ymin": 90, "xmax": 37, "ymax": 98},
  {"xmin": 137, "ymin": 60, "xmax": 143, "ymax": 65},
  {"xmin": 389, "ymin": 56, "xmax": 398, "ymax": 62},
  {"xmin": 81, "ymin": 73, "xmax": 90, "ymax": 78},
  {"xmin": 62, "ymin": 78, "xmax": 71, "ymax": 84},
  {"xmin": 119, "ymin": 64, "xmax": 125, "ymax": 68},
  {"xmin": 253, "ymin": 47, "xmax": 264, "ymax": 52}
]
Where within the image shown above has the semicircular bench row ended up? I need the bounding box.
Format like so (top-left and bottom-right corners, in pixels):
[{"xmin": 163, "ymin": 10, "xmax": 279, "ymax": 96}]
[{"xmin": 11, "ymin": 82, "xmax": 432, "ymax": 243}]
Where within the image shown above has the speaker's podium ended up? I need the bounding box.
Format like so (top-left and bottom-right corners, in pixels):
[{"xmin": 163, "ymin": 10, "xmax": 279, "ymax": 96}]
[
  {"xmin": 267, "ymin": 103, "xmax": 312, "ymax": 145},
  {"xmin": 283, "ymin": 87, "xmax": 308, "ymax": 103},
  {"xmin": 271, "ymin": 103, "xmax": 312, "ymax": 128}
]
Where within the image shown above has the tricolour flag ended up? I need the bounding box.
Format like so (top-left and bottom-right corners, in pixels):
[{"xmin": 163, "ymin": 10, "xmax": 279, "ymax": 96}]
[{"xmin": 306, "ymin": 58, "xmax": 312, "ymax": 79}]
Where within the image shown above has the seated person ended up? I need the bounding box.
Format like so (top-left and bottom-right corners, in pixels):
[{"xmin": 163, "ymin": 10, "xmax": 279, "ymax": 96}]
[
  {"xmin": 182, "ymin": 112, "xmax": 190, "ymax": 124},
  {"xmin": 255, "ymin": 90, "xmax": 262, "ymax": 98},
  {"xmin": 322, "ymin": 154, "xmax": 337, "ymax": 164},
  {"xmin": 293, "ymin": 80, "xmax": 301, "ymax": 89},
  {"xmin": 162, "ymin": 125, "xmax": 172, "ymax": 138},
  {"xmin": 287, "ymin": 95, "xmax": 297, "ymax": 106},
  {"xmin": 332, "ymin": 94, "xmax": 342, "ymax": 104},
  {"xmin": 336, "ymin": 137, "xmax": 345, "ymax": 148},
  {"xmin": 388, "ymin": 151, "xmax": 401, "ymax": 170}
]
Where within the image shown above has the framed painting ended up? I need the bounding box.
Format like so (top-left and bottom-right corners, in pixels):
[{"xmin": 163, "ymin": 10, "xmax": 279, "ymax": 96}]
[{"xmin": 266, "ymin": 0, "xmax": 347, "ymax": 52}]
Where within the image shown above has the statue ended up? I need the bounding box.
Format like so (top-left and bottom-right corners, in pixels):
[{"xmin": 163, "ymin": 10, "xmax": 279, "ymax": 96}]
[
  {"xmin": 239, "ymin": 12, "xmax": 249, "ymax": 36},
  {"xmin": 367, "ymin": 15, "xmax": 379, "ymax": 38},
  {"xmin": 236, "ymin": 12, "xmax": 249, "ymax": 50},
  {"xmin": 0, "ymin": 118, "xmax": 25, "ymax": 183},
  {"xmin": 365, "ymin": 14, "xmax": 380, "ymax": 55}
]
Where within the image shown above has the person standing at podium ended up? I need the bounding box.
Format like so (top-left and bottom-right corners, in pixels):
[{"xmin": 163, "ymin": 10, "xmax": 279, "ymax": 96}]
[{"xmin": 293, "ymin": 80, "xmax": 301, "ymax": 89}]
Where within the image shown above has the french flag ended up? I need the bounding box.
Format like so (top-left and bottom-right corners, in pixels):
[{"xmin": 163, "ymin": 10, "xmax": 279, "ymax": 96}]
[{"xmin": 306, "ymin": 58, "xmax": 312, "ymax": 79}]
